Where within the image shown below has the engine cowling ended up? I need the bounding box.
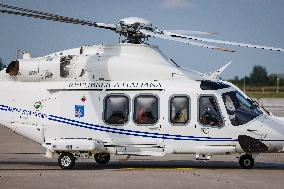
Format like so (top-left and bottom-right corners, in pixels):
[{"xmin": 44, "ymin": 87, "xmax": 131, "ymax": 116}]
[
  {"xmin": 23, "ymin": 58, "xmax": 60, "ymax": 82},
  {"xmin": 5, "ymin": 55, "xmax": 83, "ymax": 82}
]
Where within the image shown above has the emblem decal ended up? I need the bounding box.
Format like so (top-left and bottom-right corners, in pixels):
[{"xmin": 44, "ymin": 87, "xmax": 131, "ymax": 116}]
[
  {"xmin": 75, "ymin": 105, "xmax": 85, "ymax": 118},
  {"xmin": 34, "ymin": 101, "xmax": 43, "ymax": 111}
]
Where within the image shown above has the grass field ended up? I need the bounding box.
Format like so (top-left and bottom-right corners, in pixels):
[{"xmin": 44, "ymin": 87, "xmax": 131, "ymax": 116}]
[
  {"xmin": 246, "ymin": 92, "xmax": 284, "ymax": 98},
  {"xmin": 236, "ymin": 86, "xmax": 284, "ymax": 98}
]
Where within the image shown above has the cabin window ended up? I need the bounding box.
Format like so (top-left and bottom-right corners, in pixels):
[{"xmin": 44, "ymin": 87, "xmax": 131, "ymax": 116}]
[
  {"xmin": 170, "ymin": 96, "xmax": 190, "ymax": 125},
  {"xmin": 199, "ymin": 95, "xmax": 223, "ymax": 127},
  {"xmin": 134, "ymin": 95, "xmax": 159, "ymax": 125},
  {"xmin": 222, "ymin": 91, "xmax": 262, "ymax": 126},
  {"xmin": 104, "ymin": 95, "xmax": 129, "ymax": 125}
]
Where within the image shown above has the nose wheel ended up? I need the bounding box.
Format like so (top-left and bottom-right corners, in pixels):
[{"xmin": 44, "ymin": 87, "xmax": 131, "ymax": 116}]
[
  {"xmin": 239, "ymin": 154, "xmax": 254, "ymax": 169},
  {"xmin": 58, "ymin": 152, "xmax": 75, "ymax": 169}
]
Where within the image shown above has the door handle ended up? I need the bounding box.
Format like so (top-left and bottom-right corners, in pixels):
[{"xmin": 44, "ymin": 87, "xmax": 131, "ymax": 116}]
[{"xmin": 247, "ymin": 129, "xmax": 264, "ymax": 137}]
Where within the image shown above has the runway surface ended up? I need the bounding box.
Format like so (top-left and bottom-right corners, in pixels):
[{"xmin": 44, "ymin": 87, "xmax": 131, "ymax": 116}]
[{"xmin": 0, "ymin": 124, "xmax": 284, "ymax": 189}]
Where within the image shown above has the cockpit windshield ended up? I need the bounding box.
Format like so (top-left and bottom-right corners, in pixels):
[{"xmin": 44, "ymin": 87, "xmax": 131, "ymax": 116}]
[{"xmin": 222, "ymin": 91, "xmax": 262, "ymax": 126}]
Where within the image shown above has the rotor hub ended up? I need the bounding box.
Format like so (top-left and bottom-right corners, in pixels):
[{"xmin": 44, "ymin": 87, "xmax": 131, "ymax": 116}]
[
  {"xmin": 117, "ymin": 17, "xmax": 153, "ymax": 44},
  {"xmin": 118, "ymin": 17, "xmax": 152, "ymax": 28}
]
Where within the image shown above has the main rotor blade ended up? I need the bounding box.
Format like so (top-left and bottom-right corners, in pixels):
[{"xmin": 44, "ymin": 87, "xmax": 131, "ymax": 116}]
[
  {"xmin": 165, "ymin": 30, "xmax": 218, "ymax": 35},
  {"xmin": 140, "ymin": 29, "xmax": 234, "ymax": 52},
  {"xmin": 0, "ymin": 3, "xmax": 116, "ymax": 30},
  {"xmin": 0, "ymin": 3, "xmax": 79, "ymax": 20},
  {"xmin": 0, "ymin": 9, "xmax": 90, "ymax": 25},
  {"xmin": 163, "ymin": 31, "xmax": 284, "ymax": 52}
]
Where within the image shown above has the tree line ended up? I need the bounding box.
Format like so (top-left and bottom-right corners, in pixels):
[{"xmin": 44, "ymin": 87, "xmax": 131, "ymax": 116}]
[{"xmin": 228, "ymin": 65, "xmax": 284, "ymax": 87}]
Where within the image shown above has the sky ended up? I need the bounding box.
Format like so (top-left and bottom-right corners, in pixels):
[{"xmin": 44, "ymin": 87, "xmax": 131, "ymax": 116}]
[{"xmin": 0, "ymin": 0, "xmax": 284, "ymax": 79}]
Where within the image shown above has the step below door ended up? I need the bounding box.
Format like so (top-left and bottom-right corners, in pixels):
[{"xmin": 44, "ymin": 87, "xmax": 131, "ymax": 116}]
[{"xmin": 116, "ymin": 146, "xmax": 165, "ymax": 156}]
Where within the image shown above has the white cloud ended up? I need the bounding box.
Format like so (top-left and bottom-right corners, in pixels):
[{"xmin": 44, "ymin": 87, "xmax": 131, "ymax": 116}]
[{"xmin": 162, "ymin": 0, "xmax": 195, "ymax": 9}]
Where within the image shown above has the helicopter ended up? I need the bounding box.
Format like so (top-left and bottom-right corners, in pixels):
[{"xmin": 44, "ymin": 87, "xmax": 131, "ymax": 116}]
[{"xmin": 0, "ymin": 3, "xmax": 284, "ymax": 170}]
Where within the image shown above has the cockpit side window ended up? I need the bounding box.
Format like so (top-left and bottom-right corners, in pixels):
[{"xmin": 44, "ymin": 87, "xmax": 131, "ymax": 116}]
[
  {"xmin": 222, "ymin": 91, "xmax": 262, "ymax": 126},
  {"xmin": 170, "ymin": 96, "xmax": 190, "ymax": 125},
  {"xmin": 199, "ymin": 95, "xmax": 223, "ymax": 127}
]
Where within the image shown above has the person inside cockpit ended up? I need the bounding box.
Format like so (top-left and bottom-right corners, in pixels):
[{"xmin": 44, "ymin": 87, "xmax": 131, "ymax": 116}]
[
  {"xmin": 223, "ymin": 94, "xmax": 238, "ymax": 126},
  {"xmin": 199, "ymin": 96, "xmax": 223, "ymax": 127},
  {"xmin": 222, "ymin": 91, "xmax": 263, "ymax": 126}
]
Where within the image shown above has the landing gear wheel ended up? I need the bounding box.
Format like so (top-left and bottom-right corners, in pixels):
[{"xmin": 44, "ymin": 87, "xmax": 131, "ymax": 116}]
[
  {"xmin": 239, "ymin": 154, "xmax": 254, "ymax": 169},
  {"xmin": 58, "ymin": 152, "xmax": 75, "ymax": 170},
  {"xmin": 95, "ymin": 153, "xmax": 110, "ymax": 165}
]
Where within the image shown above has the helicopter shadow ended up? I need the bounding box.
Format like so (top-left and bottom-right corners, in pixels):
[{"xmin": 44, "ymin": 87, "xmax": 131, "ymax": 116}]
[{"xmin": 0, "ymin": 159, "xmax": 283, "ymax": 171}]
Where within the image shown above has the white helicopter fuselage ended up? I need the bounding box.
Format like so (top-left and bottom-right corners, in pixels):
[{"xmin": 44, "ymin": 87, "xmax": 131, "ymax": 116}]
[{"xmin": 0, "ymin": 44, "xmax": 284, "ymax": 166}]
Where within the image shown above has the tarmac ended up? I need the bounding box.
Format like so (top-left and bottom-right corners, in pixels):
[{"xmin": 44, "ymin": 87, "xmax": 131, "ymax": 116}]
[{"xmin": 1, "ymin": 111, "xmax": 284, "ymax": 189}]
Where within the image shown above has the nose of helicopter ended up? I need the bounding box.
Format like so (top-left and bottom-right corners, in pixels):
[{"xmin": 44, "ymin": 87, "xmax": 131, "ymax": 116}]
[{"xmin": 262, "ymin": 116, "xmax": 284, "ymax": 152}]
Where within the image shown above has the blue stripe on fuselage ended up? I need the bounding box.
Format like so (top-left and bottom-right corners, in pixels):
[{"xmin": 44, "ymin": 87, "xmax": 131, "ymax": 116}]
[
  {"xmin": 48, "ymin": 115, "xmax": 237, "ymax": 141},
  {"xmin": 1, "ymin": 104, "xmax": 237, "ymax": 141}
]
